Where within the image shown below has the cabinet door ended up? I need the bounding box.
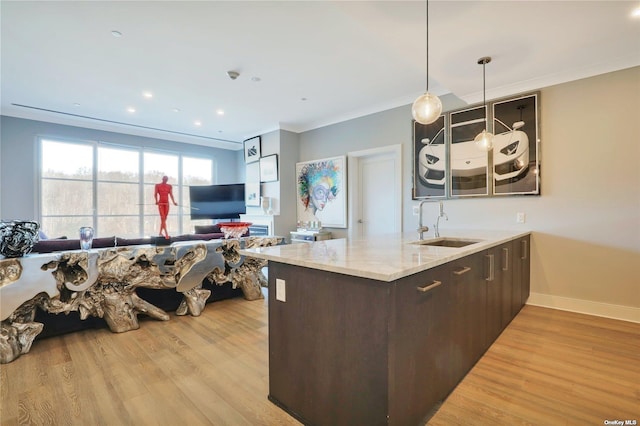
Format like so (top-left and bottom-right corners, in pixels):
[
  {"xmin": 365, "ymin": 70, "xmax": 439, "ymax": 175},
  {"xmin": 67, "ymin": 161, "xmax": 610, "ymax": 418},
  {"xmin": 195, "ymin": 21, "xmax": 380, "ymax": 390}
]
[
  {"xmin": 500, "ymin": 242, "xmax": 515, "ymax": 328},
  {"xmin": 390, "ymin": 263, "xmax": 452, "ymax": 426},
  {"xmin": 518, "ymin": 235, "xmax": 531, "ymax": 307},
  {"xmin": 448, "ymin": 252, "xmax": 486, "ymax": 384},
  {"xmin": 511, "ymin": 235, "xmax": 531, "ymax": 316},
  {"xmin": 485, "ymin": 242, "xmax": 512, "ymax": 344}
]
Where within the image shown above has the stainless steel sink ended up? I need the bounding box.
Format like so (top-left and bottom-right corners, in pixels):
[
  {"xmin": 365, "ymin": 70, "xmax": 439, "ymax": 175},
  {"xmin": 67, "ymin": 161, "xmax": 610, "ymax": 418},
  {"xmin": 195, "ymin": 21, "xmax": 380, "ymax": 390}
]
[{"xmin": 410, "ymin": 238, "xmax": 481, "ymax": 248}]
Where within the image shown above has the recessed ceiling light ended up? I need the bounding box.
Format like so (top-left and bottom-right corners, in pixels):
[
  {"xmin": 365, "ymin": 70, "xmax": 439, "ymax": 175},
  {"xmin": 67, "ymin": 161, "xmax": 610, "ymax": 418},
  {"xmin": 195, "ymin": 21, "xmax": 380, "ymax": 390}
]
[
  {"xmin": 143, "ymin": 92, "xmax": 153, "ymax": 99},
  {"xmin": 251, "ymin": 77, "xmax": 261, "ymax": 82},
  {"xmin": 73, "ymin": 103, "xmax": 81, "ymax": 107},
  {"xmin": 632, "ymin": 6, "xmax": 640, "ymax": 17},
  {"xmin": 127, "ymin": 107, "xmax": 136, "ymax": 113},
  {"xmin": 194, "ymin": 120, "xmax": 202, "ymax": 126},
  {"xmin": 111, "ymin": 30, "xmax": 122, "ymax": 37},
  {"xmin": 216, "ymin": 109, "xmax": 224, "ymax": 116},
  {"xmin": 172, "ymin": 108, "xmax": 180, "ymax": 113}
]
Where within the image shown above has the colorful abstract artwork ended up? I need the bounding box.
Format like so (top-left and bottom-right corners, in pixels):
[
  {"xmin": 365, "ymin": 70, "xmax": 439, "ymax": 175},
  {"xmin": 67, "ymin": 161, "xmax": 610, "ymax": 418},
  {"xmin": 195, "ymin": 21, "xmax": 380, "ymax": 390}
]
[{"xmin": 295, "ymin": 156, "xmax": 347, "ymax": 228}]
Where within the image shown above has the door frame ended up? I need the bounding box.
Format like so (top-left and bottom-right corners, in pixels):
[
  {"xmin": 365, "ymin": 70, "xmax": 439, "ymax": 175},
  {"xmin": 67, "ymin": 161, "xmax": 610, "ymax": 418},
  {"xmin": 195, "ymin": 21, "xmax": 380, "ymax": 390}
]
[{"xmin": 347, "ymin": 144, "xmax": 402, "ymax": 239}]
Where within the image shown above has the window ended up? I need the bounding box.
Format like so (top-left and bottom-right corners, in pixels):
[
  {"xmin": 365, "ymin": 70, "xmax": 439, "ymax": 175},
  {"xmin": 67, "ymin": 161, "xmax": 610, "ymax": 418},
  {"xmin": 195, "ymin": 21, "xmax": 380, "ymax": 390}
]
[
  {"xmin": 40, "ymin": 140, "xmax": 94, "ymax": 238},
  {"xmin": 182, "ymin": 156, "xmax": 214, "ymax": 233},
  {"xmin": 39, "ymin": 138, "xmax": 214, "ymax": 239},
  {"xmin": 96, "ymin": 145, "xmax": 140, "ymax": 237}
]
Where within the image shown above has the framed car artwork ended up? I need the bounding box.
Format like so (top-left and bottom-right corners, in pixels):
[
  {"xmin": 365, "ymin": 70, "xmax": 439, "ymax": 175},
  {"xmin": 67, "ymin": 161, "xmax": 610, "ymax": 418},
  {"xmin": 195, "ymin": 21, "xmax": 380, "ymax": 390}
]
[
  {"xmin": 492, "ymin": 93, "xmax": 540, "ymax": 195},
  {"xmin": 412, "ymin": 91, "xmax": 541, "ymax": 200},
  {"xmin": 449, "ymin": 106, "xmax": 490, "ymax": 197},
  {"xmin": 413, "ymin": 115, "xmax": 446, "ymax": 199}
]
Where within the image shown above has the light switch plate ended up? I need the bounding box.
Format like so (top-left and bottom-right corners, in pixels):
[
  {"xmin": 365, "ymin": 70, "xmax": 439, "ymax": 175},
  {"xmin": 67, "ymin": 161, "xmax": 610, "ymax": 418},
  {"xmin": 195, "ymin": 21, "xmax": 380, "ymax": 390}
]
[
  {"xmin": 276, "ymin": 278, "xmax": 286, "ymax": 302},
  {"xmin": 517, "ymin": 212, "xmax": 526, "ymax": 223}
]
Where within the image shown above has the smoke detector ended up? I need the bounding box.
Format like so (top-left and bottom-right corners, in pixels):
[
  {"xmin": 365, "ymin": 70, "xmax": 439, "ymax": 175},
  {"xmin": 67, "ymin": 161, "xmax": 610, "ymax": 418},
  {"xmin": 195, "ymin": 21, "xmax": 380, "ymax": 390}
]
[{"xmin": 227, "ymin": 70, "xmax": 240, "ymax": 80}]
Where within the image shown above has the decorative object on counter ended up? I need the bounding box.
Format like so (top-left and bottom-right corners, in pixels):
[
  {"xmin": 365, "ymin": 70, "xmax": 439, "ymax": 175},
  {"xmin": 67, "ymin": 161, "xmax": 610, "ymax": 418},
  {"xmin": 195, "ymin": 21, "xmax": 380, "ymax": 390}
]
[
  {"xmin": 290, "ymin": 230, "xmax": 332, "ymax": 243},
  {"xmin": 260, "ymin": 196, "xmax": 272, "ymax": 215},
  {"xmin": 0, "ymin": 220, "xmax": 40, "ymax": 258},
  {"xmin": 267, "ymin": 197, "xmax": 274, "ymax": 215},
  {"xmin": 260, "ymin": 154, "xmax": 279, "ymax": 182},
  {"xmin": 79, "ymin": 226, "xmax": 94, "ymax": 251},
  {"xmin": 296, "ymin": 220, "xmax": 322, "ymax": 232},
  {"xmin": 218, "ymin": 222, "xmax": 252, "ymax": 239}
]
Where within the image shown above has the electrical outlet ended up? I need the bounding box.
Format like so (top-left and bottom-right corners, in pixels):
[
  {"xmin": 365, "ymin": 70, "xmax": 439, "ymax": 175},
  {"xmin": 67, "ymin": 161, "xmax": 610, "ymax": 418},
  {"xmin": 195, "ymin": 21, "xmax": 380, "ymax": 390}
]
[
  {"xmin": 413, "ymin": 205, "xmax": 420, "ymax": 216},
  {"xmin": 516, "ymin": 212, "xmax": 526, "ymax": 224},
  {"xmin": 276, "ymin": 278, "xmax": 286, "ymax": 302}
]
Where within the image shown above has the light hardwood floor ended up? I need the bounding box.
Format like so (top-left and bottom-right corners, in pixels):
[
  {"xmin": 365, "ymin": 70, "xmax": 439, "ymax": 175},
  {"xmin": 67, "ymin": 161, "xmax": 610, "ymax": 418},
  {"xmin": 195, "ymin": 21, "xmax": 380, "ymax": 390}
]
[{"xmin": 1, "ymin": 290, "xmax": 638, "ymax": 425}]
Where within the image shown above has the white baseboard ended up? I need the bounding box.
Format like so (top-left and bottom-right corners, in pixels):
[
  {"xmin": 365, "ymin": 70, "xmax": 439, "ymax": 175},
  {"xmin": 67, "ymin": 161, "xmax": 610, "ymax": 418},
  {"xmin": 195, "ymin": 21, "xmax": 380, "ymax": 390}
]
[{"xmin": 527, "ymin": 292, "xmax": 640, "ymax": 323}]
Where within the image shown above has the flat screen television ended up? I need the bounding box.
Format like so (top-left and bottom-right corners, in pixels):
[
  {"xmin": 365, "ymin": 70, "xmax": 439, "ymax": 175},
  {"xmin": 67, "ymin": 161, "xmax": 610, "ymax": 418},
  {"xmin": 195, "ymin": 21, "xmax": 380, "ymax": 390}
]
[{"xmin": 189, "ymin": 183, "xmax": 246, "ymax": 220}]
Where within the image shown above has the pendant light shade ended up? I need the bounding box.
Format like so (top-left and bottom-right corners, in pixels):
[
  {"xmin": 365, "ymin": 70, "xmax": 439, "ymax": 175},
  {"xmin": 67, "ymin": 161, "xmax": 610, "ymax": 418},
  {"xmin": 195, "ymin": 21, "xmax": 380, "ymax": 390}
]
[
  {"xmin": 412, "ymin": 92, "xmax": 442, "ymax": 125},
  {"xmin": 412, "ymin": 0, "xmax": 442, "ymax": 125},
  {"xmin": 474, "ymin": 129, "xmax": 494, "ymax": 151},
  {"xmin": 475, "ymin": 56, "xmax": 494, "ymax": 151}
]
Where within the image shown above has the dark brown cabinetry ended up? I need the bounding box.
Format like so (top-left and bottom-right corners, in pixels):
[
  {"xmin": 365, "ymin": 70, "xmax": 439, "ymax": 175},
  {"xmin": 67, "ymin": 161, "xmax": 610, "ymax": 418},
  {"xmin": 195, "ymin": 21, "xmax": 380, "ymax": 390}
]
[
  {"xmin": 512, "ymin": 235, "xmax": 531, "ymax": 316},
  {"xmin": 447, "ymin": 252, "xmax": 486, "ymax": 385},
  {"xmin": 389, "ymin": 262, "xmax": 452, "ymax": 425},
  {"xmin": 267, "ymin": 236, "xmax": 531, "ymax": 426},
  {"xmin": 485, "ymin": 241, "xmax": 514, "ymax": 345}
]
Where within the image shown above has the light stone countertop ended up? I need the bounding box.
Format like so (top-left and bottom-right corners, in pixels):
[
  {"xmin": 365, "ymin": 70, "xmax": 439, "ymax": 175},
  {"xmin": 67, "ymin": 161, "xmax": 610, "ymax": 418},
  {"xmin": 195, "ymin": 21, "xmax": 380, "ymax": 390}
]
[{"xmin": 240, "ymin": 229, "xmax": 531, "ymax": 282}]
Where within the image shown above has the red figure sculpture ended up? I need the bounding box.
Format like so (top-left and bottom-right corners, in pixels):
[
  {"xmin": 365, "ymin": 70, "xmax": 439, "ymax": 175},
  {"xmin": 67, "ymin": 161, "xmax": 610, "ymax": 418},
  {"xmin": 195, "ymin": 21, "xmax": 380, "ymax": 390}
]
[{"xmin": 154, "ymin": 176, "xmax": 177, "ymax": 238}]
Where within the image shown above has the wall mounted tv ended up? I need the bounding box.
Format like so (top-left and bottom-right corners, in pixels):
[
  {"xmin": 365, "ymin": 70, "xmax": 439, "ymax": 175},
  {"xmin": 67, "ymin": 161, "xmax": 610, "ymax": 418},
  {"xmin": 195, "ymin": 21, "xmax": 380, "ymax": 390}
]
[{"xmin": 189, "ymin": 183, "xmax": 246, "ymax": 220}]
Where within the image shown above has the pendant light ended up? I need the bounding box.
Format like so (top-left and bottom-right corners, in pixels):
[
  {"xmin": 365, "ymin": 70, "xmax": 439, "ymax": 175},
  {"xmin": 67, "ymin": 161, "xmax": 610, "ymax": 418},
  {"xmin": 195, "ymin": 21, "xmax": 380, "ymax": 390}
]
[
  {"xmin": 411, "ymin": 0, "xmax": 442, "ymax": 125},
  {"xmin": 474, "ymin": 56, "xmax": 494, "ymax": 151}
]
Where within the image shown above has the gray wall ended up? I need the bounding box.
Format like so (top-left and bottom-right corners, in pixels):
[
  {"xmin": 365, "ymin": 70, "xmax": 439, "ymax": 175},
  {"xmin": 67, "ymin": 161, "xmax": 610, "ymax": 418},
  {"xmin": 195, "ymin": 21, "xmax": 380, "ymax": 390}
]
[
  {"xmin": 0, "ymin": 116, "xmax": 243, "ymax": 220},
  {"xmin": 298, "ymin": 94, "xmax": 464, "ymax": 238}
]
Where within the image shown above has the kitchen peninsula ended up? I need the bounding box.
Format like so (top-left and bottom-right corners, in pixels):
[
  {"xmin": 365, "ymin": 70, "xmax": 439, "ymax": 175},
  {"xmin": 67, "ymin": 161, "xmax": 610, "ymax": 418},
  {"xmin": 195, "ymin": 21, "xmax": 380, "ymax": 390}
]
[{"xmin": 241, "ymin": 230, "xmax": 531, "ymax": 426}]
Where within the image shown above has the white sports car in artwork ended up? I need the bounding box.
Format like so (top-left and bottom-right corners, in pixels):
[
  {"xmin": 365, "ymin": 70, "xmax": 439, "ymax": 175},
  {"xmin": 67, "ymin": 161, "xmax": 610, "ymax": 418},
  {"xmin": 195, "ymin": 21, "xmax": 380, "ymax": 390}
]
[
  {"xmin": 417, "ymin": 127, "xmax": 446, "ymax": 187},
  {"xmin": 417, "ymin": 119, "xmax": 530, "ymax": 187},
  {"xmin": 492, "ymin": 119, "xmax": 530, "ymax": 182}
]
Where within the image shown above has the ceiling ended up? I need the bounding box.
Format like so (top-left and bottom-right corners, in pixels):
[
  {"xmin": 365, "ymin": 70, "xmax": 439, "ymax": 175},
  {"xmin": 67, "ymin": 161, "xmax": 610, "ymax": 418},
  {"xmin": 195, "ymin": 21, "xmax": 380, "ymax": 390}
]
[{"xmin": 2, "ymin": 1, "xmax": 639, "ymax": 150}]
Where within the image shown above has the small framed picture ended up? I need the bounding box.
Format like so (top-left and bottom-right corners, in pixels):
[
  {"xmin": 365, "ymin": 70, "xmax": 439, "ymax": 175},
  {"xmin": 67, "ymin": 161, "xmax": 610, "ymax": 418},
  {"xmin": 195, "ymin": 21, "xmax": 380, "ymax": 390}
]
[
  {"xmin": 243, "ymin": 136, "xmax": 261, "ymax": 163},
  {"xmin": 260, "ymin": 154, "xmax": 279, "ymax": 182},
  {"xmin": 245, "ymin": 162, "xmax": 260, "ymax": 206}
]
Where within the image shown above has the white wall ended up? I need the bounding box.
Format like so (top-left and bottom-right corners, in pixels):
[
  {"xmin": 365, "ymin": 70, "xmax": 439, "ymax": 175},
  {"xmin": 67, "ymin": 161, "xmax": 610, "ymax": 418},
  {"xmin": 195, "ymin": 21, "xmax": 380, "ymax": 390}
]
[
  {"xmin": 298, "ymin": 67, "xmax": 640, "ymax": 322},
  {"xmin": 244, "ymin": 129, "xmax": 299, "ymax": 236}
]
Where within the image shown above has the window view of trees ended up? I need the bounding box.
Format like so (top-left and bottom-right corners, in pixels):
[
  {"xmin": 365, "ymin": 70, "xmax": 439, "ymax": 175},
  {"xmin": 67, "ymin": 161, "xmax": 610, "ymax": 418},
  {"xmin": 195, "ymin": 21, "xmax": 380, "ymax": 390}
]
[{"xmin": 40, "ymin": 139, "xmax": 214, "ymax": 239}]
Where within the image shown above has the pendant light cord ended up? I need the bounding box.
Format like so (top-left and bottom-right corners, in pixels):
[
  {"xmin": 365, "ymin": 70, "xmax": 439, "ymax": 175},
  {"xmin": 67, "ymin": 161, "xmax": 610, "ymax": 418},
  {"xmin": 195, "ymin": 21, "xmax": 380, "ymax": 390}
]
[
  {"xmin": 483, "ymin": 61, "xmax": 486, "ymax": 120},
  {"xmin": 477, "ymin": 56, "xmax": 491, "ymax": 125},
  {"xmin": 425, "ymin": 0, "xmax": 430, "ymax": 92}
]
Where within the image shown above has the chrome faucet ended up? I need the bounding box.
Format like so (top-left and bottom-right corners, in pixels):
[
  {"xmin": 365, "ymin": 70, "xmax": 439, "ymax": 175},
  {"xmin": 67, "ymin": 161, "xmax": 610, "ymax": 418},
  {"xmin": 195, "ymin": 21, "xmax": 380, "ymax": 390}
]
[
  {"xmin": 434, "ymin": 201, "xmax": 448, "ymax": 237},
  {"xmin": 417, "ymin": 200, "xmax": 429, "ymax": 240}
]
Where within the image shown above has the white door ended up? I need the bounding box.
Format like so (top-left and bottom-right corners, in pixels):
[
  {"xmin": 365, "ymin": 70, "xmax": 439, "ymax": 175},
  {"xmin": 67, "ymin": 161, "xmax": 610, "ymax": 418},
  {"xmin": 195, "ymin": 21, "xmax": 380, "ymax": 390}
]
[{"xmin": 348, "ymin": 145, "xmax": 401, "ymax": 238}]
